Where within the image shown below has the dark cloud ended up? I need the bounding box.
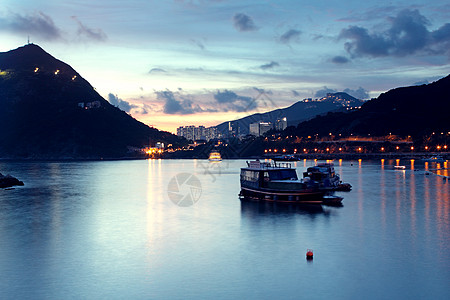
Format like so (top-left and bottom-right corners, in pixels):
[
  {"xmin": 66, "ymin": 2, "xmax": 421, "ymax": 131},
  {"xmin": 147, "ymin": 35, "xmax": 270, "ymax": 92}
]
[
  {"xmin": 149, "ymin": 68, "xmax": 167, "ymax": 74},
  {"xmin": 232, "ymin": 13, "xmax": 258, "ymax": 32},
  {"xmin": 279, "ymin": 29, "xmax": 301, "ymax": 44},
  {"xmin": 71, "ymin": 16, "xmax": 107, "ymax": 41},
  {"xmin": 292, "ymin": 90, "xmax": 300, "ymax": 97},
  {"xmin": 260, "ymin": 61, "xmax": 279, "ymax": 70},
  {"xmin": 157, "ymin": 90, "xmax": 207, "ymax": 115},
  {"xmin": 108, "ymin": 93, "xmax": 136, "ymax": 112},
  {"xmin": 331, "ymin": 56, "xmax": 350, "ymax": 64},
  {"xmin": 343, "ymin": 87, "xmax": 369, "ymax": 99},
  {"xmin": 339, "ymin": 9, "xmax": 450, "ymax": 58},
  {"xmin": 315, "ymin": 87, "xmax": 369, "ymax": 99},
  {"xmin": 314, "ymin": 87, "xmax": 337, "ymax": 98},
  {"xmin": 0, "ymin": 11, "xmax": 62, "ymax": 41},
  {"xmin": 214, "ymin": 89, "xmax": 256, "ymax": 112}
]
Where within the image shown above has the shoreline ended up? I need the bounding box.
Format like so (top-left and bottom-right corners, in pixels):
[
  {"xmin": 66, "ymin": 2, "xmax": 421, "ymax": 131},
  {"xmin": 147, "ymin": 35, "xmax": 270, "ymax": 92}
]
[{"xmin": 0, "ymin": 152, "xmax": 448, "ymax": 162}]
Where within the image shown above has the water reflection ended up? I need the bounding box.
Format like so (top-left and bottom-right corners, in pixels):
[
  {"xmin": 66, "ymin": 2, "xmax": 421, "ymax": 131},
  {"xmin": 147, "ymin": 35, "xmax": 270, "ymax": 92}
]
[{"xmin": 240, "ymin": 201, "xmax": 326, "ymax": 218}]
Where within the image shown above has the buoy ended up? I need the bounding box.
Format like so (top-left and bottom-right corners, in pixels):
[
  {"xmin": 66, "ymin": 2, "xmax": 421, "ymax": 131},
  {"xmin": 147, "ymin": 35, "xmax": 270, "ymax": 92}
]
[{"xmin": 306, "ymin": 249, "xmax": 313, "ymax": 259}]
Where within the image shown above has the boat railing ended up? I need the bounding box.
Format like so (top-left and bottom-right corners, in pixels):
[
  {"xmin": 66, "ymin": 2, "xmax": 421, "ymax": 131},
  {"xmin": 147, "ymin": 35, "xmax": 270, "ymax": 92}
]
[{"xmin": 246, "ymin": 160, "xmax": 292, "ymax": 169}]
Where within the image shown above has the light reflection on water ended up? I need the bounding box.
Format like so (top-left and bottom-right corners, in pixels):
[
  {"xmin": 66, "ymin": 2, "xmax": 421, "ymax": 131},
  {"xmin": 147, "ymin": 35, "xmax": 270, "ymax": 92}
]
[{"xmin": 0, "ymin": 159, "xmax": 449, "ymax": 299}]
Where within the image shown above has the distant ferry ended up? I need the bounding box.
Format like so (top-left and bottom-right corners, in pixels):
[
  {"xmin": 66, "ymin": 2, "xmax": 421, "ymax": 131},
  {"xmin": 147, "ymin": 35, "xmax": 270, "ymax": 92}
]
[
  {"xmin": 422, "ymin": 155, "xmax": 445, "ymax": 162},
  {"xmin": 239, "ymin": 160, "xmax": 328, "ymax": 204},
  {"xmin": 208, "ymin": 150, "xmax": 222, "ymax": 162},
  {"xmin": 394, "ymin": 165, "xmax": 406, "ymax": 170}
]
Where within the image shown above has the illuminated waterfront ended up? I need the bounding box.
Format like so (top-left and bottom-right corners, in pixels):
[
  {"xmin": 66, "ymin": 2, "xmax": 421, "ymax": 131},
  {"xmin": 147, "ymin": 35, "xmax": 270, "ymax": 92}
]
[{"xmin": 0, "ymin": 159, "xmax": 449, "ymax": 299}]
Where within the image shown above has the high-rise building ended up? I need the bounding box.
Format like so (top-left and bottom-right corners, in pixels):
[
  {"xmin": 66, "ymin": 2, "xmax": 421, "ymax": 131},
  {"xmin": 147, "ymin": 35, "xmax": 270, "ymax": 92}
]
[
  {"xmin": 249, "ymin": 121, "xmax": 273, "ymax": 136},
  {"xmin": 275, "ymin": 117, "xmax": 287, "ymax": 131},
  {"xmin": 177, "ymin": 125, "xmax": 218, "ymax": 141}
]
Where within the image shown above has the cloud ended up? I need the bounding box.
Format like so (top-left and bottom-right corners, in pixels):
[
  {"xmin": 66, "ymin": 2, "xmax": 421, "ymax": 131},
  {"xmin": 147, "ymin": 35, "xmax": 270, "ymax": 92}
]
[
  {"xmin": 331, "ymin": 56, "xmax": 350, "ymax": 64},
  {"xmin": 214, "ymin": 89, "xmax": 256, "ymax": 112},
  {"xmin": 315, "ymin": 86, "xmax": 369, "ymax": 99},
  {"xmin": 232, "ymin": 13, "xmax": 258, "ymax": 32},
  {"xmin": 108, "ymin": 93, "xmax": 136, "ymax": 112},
  {"xmin": 343, "ymin": 87, "xmax": 369, "ymax": 99},
  {"xmin": 71, "ymin": 16, "xmax": 107, "ymax": 41},
  {"xmin": 292, "ymin": 90, "xmax": 300, "ymax": 97},
  {"xmin": 339, "ymin": 9, "xmax": 450, "ymax": 58},
  {"xmin": 149, "ymin": 68, "xmax": 167, "ymax": 74},
  {"xmin": 279, "ymin": 29, "xmax": 301, "ymax": 44},
  {"xmin": 314, "ymin": 87, "xmax": 337, "ymax": 98},
  {"xmin": 156, "ymin": 90, "xmax": 207, "ymax": 114},
  {"xmin": 0, "ymin": 11, "xmax": 62, "ymax": 41},
  {"xmin": 260, "ymin": 61, "xmax": 279, "ymax": 70}
]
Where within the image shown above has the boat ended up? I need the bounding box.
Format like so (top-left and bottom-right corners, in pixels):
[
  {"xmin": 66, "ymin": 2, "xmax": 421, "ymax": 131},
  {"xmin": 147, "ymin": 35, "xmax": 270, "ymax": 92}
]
[
  {"xmin": 272, "ymin": 154, "xmax": 300, "ymax": 161},
  {"xmin": 302, "ymin": 163, "xmax": 352, "ymax": 191},
  {"xmin": 394, "ymin": 165, "xmax": 406, "ymax": 170},
  {"xmin": 422, "ymin": 155, "xmax": 445, "ymax": 162},
  {"xmin": 239, "ymin": 160, "xmax": 325, "ymax": 204},
  {"xmin": 208, "ymin": 150, "xmax": 222, "ymax": 162}
]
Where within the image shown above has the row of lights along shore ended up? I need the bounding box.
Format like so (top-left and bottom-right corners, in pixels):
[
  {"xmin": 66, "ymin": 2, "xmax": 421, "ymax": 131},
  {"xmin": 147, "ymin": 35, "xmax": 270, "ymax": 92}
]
[{"xmin": 264, "ymin": 145, "xmax": 448, "ymax": 153}]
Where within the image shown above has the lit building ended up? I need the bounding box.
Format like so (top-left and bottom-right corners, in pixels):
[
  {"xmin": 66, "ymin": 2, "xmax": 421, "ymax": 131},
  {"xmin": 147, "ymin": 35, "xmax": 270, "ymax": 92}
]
[
  {"xmin": 177, "ymin": 125, "xmax": 218, "ymax": 141},
  {"xmin": 275, "ymin": 117, "xmax": 287, "ymax": 131},
  {"xmin": 249, "ymin": 121, "xmax": 273, "ymax": 136}
]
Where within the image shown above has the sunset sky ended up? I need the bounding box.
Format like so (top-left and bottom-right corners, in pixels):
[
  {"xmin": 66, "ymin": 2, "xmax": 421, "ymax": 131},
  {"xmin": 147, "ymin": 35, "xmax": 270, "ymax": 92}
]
[{"xmin": 1, "ymin": 0, "xmax": 449, "ymax": 133}]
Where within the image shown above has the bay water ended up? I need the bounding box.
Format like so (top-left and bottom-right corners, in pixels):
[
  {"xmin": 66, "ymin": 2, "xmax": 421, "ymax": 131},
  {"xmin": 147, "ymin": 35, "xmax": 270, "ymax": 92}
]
[{"xmin": 0, "ymin": 159, "xmax": 449, "ymax": 299}]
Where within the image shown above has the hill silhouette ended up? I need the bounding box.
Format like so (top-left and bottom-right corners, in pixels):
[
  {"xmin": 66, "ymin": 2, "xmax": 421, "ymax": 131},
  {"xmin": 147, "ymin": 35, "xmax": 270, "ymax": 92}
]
[
  {"xmin": 286, "ymin": 74, "xmax": 450, "ymax": 138},
  {"xmin": 215, "ymin": 92, "xmax": 364, "ymax": 135},
  {"xmin": 0, "ymin": 44, "xmax": 183, "ymax": 158}
]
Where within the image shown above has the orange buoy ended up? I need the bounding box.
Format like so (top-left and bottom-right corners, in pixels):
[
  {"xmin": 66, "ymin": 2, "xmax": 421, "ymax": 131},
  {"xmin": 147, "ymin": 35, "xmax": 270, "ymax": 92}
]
[{"xmin": 306, "ymin": 249, "xmax": 313, "ymax": 259}]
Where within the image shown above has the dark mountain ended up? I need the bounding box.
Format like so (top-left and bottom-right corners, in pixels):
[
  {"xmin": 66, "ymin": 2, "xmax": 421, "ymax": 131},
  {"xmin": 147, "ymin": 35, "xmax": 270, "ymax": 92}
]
[
  {"xmin": 215, "ymin": 92, "xmax": 364, "ymax": 135},
  {"xmin": 0, "ymin": 44, "xmax": 183, "ymax": 158},
  {"xmin": 287, "ymin": 74, "xmax": 450, "ymax": 138}
]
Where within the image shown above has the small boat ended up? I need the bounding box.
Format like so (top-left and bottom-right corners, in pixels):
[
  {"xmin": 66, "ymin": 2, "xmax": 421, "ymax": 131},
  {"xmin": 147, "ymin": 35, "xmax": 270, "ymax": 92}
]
[
  {"xmin": 422, "ymin": 155, "xmax": 445, "ymax": 162},
  {"xmin": 394, "ymin": 165, "xmax": 406, "ymax": 170},
  {"xmin": 239, "ymin": 160, "xmax": 325, "ymax": 204},
  {"xmin": 303, "ymin": 163, "xmax": 352, "ymax": 191},
  {"xmin": 272, "ymin": 154, "xmax": 300, "ymax": 161},
  {"xmin": 208, "ymin": 150, "xmax": 222, "ymax": 162}
]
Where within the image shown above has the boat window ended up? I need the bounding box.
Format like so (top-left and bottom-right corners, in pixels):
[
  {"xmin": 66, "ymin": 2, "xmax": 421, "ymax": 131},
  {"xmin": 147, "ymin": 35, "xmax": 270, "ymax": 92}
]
[
  {"xmin": 269, "ymin": 169, "xmax": 297, "ymax": 180},
  {"xmin": 241, "ymin": 170, "xmax": 259, "ymax": 182}
]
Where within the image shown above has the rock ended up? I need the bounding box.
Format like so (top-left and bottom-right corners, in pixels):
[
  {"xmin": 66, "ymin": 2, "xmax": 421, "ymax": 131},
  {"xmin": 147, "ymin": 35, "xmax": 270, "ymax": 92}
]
[{"xmin": 0, "ymin": 173, "xmax": 25, "ymax": 188}]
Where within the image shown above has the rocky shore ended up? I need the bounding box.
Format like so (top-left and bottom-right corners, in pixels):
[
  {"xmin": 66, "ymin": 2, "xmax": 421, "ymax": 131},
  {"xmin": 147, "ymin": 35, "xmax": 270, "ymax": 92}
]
[{"xmin": 0, "ymin": 173, "xmax": 24, "ymax": 188}]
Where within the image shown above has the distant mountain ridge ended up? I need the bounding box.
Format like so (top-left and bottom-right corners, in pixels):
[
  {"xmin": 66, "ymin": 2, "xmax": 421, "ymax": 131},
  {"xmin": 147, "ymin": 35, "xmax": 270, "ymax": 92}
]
[
  {"xmin": 286, "ymin": 74, "xmax": 450, "ymax": 138},
  {"xmin": 0, "ymin": 44, "xmax": 183, "ymax": 158},
  {"xmin": 215, "ymin": 92, "xmax": 364, "ymax": 135}
]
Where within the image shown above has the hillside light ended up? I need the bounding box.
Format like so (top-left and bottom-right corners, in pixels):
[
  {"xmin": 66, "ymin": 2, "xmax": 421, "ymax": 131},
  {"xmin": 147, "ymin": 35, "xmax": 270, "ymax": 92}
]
[
  {"xmin": 411, "ymin": 146, "xmax": 414, "ymax": 151},
  {"xmin": 303, "ymin": 148, "xmax": 307, "ymax": 152},
  {"xmin": 34, "ymin": 67, "xmax": 39, "ymax": 72},
  {"xmin": 444, "ymin": 145, "xmax": 448, "ymax": 149},
  {"xmin": 396, "ymin": 146, "xmax": 400, "ymax": 150},
  {"xmin": 437, "ymin": 146, "xmax": 441, "ymax": 150},
  {"xmin": 381, "ymin": 147, "xmax": 384, "ymax": 151},
  {"xmin": 54, "ymin": 69, "xmax": 60, "ymax": 75},
  {"xmin": 339, "ymin": 148, "xmax": 342, "ymax": 151},
  {"xmin": 425, "ymin": 146, "xmax": 428, "ymax": 150},
  {"xmin": 326, "ymin": 148, "xmax": 330, "ymax": 152}
]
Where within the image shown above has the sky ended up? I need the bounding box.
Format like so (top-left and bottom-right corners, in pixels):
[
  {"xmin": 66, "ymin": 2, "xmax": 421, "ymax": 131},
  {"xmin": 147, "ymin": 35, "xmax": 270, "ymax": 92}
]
[{"xmin": 1, "ymin": 0, "xmax": 449, "ymax": 133}]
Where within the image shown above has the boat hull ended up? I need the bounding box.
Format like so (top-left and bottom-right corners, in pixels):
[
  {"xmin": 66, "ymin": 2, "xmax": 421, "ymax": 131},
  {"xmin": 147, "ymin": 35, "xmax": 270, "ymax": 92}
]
[{"xmin": 239, "ymin": 187, "xmax": 325, "ymax": 204}]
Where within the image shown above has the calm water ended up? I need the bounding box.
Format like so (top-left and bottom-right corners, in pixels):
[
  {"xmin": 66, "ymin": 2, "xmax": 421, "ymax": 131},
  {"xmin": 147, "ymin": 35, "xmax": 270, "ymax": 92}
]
[{"xmin": 0, "ymin": 159, "xmax": 449, "ymax": 299}]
